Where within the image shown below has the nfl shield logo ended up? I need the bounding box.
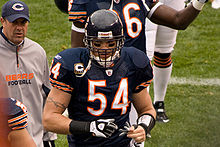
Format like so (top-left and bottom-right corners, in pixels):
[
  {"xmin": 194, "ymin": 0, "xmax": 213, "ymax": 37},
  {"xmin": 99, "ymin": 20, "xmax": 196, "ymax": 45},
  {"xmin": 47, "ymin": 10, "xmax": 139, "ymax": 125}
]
[
  {"xmin": 114, "ymin": 0, "xmax": 120, "ymax": 4},
  {"xmin": 106, "ymin": 69, "xmax": 113, "ymax": 76}
]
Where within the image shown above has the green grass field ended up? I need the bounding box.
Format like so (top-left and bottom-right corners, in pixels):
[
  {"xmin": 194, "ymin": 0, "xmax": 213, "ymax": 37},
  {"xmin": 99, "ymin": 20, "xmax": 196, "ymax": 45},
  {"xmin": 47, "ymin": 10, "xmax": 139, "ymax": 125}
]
[{"xmin": 1, "ymin": 0, "xmax": 219, "ymax": 146}]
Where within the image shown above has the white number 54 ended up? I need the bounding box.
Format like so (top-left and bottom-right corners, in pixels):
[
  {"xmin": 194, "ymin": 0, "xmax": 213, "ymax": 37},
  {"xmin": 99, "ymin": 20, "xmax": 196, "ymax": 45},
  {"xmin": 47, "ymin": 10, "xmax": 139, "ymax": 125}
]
[{"xmin": 87, "ymin": 78, "xmax": 129, "ymax": 116}]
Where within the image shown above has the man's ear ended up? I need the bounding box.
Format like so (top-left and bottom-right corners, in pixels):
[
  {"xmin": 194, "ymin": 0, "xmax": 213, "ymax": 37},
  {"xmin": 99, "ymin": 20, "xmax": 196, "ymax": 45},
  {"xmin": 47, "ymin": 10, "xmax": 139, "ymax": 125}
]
[{"xmin": 0, "ymin": 17, "xmax": 5, "ymax": 24}]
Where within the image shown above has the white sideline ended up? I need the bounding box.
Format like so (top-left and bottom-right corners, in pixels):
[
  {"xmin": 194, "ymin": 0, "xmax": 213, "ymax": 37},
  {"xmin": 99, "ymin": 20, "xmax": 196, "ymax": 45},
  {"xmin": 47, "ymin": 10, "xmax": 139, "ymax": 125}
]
[{"xmin": 169, "ymin": 77, "xmax": 220, "ymax": 86}]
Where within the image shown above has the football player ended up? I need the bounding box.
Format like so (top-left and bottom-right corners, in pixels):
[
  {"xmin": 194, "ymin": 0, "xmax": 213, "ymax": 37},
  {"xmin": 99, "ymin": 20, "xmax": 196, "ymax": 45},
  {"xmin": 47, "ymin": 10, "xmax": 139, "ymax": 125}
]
[
  {"xmin": 43, "ymin": 10, "xmax": 156, "ymax": 146},
  {"xmin": 68, "ymin": 0, "xmax": 208, "ymax": 50},
  {"xmin": 0, "ymin": 97, "xmax": 36, "ymax": 147},
  {"xmin": 67, "ymin": 0, "xmax": 208, "ymax": 124}
]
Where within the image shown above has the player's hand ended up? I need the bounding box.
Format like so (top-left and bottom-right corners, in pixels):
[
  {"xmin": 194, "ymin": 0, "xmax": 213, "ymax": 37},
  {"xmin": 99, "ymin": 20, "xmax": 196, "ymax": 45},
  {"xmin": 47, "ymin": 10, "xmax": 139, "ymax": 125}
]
[
  {"xmin": 192, "ymin": 0, "xmax": 208, "ymax": 11},
  {"xmin": 90, "ymin": 119, "xmax": 118, "ymax": 138},
  {"xmin": 119, "ymin": 122, "xmax": 146, "ymax": 144},
  {"xmin": 127, "ymin": 125, "xmax": 146, "ymax": 143}
]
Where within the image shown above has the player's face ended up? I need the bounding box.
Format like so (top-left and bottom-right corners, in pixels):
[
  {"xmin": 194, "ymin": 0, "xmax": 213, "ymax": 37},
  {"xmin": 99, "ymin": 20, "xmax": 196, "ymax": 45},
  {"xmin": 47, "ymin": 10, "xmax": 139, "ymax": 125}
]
[
  {"xmin": 92, "ymin": 40, "xmax": 117, "ymax": 60},
  {"xmin": 1, "ymin": 17, "xmax": 28, "ymax": 45}
]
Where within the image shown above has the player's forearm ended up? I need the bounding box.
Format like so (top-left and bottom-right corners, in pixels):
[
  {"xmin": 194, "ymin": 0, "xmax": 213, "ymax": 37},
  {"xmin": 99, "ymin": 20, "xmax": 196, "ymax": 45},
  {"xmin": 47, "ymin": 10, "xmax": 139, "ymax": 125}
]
[
  {"xmin": 171, "ymin": 5, "xmax": 200, "ymax": 30},
  {"xmin": 8, "ymin": 129, "xmax": 37, "ymax": 147},
  {"xmin": 141, "ymin": 108, "xmax": 156, "ymax": 119},
  {"xmin": 43, "ymin": 112, "xmax": 72, "ymax": 134},
  {"xmin": 151, "ymin": 4, "xmax": 200, "ymax": 30}
]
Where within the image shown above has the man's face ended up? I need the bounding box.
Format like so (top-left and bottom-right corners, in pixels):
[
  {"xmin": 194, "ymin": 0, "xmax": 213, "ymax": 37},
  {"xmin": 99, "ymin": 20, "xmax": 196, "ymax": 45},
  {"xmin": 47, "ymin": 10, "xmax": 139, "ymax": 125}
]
[
  {"xmin": 1, "ymin": 17, "xmax": 28, "ymax": 45},
  {"xmin": 92, "ymin": 40, "xmax": 117, "ymax": 60}
]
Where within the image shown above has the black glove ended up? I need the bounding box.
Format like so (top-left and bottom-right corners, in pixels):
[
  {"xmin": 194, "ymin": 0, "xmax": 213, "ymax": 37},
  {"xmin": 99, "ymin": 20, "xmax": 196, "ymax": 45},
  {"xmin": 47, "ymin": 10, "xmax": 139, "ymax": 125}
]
[
  {"xmin": 119, "ymin": 121, "xmax": 132, "ymax": 136},
  {"xmin": 90, "ymin": 119, "xmax": 118, "ymax": 138}
]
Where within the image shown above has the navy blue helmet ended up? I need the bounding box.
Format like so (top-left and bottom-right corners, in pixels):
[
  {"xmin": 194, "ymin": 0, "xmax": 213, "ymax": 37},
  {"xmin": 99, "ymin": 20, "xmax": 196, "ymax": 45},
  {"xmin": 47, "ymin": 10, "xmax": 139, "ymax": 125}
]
[{"xmin": 84, "ymin": 10, "xmax": 124, "ymax": 68}]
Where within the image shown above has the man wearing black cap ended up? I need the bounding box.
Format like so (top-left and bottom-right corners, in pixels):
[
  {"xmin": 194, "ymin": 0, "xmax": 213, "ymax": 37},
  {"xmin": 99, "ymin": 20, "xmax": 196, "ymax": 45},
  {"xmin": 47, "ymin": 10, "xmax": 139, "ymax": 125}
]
[
  {"xmin": 0, "ymin": 1, "xmax": 57, "ymax": 147},
  {"xmin": 1, "ymin": 0, "xmax": 30, "ymax": 46}
]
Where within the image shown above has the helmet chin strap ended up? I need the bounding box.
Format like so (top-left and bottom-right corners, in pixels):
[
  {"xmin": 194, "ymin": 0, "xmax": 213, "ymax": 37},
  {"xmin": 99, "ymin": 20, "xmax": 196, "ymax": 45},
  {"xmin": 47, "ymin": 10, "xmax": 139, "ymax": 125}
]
[{"xmin": 109, "ymin": 0, "xmax": 114, "ymax": 10}]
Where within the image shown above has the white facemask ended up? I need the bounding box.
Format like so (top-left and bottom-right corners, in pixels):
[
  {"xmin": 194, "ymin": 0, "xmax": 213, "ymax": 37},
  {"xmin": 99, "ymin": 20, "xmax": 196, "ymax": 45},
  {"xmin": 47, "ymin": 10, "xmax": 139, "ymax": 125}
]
[{"xmin": 91, "ymin": 50, "xmax": 120, "ymax": 68}]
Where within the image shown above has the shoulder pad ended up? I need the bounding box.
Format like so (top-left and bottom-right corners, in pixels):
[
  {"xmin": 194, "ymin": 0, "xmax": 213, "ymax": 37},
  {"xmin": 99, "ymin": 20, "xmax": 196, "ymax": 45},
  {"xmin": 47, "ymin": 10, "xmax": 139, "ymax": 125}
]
[
  {"xmin": 8, "ymin": 98, "xmax": 28, "ymax": 130},
  {"xmin": 122, "ymin": 47, "xmax": 150, "ymax": 68},
  {"xmin": 8, "ymin": 98, "xmax": 27, "ymax": 116},
  {"xmin": 53, "ymin": 48, "xmax": 89, "ymax": 71}
]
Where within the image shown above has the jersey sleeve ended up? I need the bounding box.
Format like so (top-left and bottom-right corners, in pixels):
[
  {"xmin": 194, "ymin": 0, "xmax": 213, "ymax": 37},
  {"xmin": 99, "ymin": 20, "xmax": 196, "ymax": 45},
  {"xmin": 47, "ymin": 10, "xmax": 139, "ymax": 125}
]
[
  {"xmin": 68, "ymin": 0, "xmax": 89, "ymax": 23},
  {"xmin": 128, "ymin": 48, "xmax": 153, "ymax": 93},
  {"xmin": 133, "ymin": 62, "xmax": 153, "ymax": 93},
  {"xmin": 49, "ymin": 55, "xmax": 75, "ymax": 94},
  {"xmin": 8, "ymin": 98, "xmax": 28, "ymax": 131}
]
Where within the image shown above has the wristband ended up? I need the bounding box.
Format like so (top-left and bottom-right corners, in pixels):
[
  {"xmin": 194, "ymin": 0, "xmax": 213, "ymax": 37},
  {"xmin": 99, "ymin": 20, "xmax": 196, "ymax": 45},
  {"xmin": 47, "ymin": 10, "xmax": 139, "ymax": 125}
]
[
  {"xmin": 69, "ymin": 120, "xmax": 90, "ymax": 135},
  {"xmin": 137, "ymin": 113, "xmax": 155, "ymax": 136},
  {"xmin": 192, "ymin": 0, "xmax": 205, "ymax": 11}
]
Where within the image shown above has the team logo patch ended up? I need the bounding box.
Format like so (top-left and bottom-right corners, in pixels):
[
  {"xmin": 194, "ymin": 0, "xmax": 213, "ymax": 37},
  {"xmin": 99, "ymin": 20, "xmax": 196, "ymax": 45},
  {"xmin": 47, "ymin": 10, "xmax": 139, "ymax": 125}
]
[
  {"xmin": 105, "ymin": 69, "xmax": 113, "ymax": 76},
  {"xmin": 12, "ymin": 3, "xmax": 24, "ymax": 11},
  {"xmin": 74, "ymin": 63, "xmax": 84, "ymax": 75},
  {"xmin": 114, "ymin": 0, "xmax": 120, "ymax": 4}
]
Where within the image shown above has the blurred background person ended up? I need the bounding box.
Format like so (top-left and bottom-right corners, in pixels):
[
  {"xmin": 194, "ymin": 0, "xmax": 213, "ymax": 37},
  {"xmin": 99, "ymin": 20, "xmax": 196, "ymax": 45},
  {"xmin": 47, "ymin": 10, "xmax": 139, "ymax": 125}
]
[{"xmin": 0, "ymin": 0, "xmax": 57, "ymax": 146}]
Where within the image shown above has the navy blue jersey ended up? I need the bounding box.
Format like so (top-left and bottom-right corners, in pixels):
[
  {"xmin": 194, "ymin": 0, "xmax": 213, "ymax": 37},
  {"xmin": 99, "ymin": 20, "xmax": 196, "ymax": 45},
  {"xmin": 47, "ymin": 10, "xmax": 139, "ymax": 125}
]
[
  {"xmin": 69, "ymin": 0, "xmax": 157, "ymax": 53},
  {"xmin": 50, "ymin": 47, "xmax": 153, "ymax": 146},
  {"xmin": 0, "ymin": 98, "xmax": 28, "ymax": 131}
]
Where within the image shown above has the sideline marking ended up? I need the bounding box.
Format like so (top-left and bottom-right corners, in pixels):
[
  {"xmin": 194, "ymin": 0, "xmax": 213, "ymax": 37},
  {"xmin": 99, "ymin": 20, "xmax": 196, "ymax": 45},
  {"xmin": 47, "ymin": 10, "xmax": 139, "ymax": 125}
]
[{"xmin": 169, "ymin": 77, "xmax": 220, "ymax": 86}]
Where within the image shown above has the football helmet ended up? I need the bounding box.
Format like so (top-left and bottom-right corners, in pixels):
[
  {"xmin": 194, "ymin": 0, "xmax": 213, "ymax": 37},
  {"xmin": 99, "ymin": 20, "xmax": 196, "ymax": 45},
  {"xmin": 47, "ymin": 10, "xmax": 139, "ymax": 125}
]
[{"xmin": 84, "ymin": 9, "xmax": 124, "ymax": 68}]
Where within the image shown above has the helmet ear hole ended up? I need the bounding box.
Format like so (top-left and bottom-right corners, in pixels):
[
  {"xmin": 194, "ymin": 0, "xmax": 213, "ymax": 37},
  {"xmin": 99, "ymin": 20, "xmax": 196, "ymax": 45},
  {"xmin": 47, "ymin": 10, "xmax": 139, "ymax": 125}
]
[{"xmin": 84, "ymin": 10, "xmax": 124, "ymax": 68}]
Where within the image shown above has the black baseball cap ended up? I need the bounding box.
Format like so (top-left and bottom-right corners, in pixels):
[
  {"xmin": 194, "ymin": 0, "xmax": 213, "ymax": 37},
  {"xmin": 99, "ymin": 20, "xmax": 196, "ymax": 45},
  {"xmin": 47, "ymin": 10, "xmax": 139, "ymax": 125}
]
[{"xmin": 1, "ymin": 0, "xmax": 30, "ymax": 22}]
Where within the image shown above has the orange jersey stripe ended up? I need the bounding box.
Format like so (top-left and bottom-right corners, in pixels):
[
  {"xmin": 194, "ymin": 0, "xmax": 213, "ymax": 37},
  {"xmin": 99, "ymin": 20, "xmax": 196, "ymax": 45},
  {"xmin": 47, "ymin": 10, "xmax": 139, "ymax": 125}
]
[
  {"xmin": 135, "ymin": 79, "xmax": 153, "ymax": 90},
  {"xmin": 9, "ymin": 117, "xmax": 27, "ymax": 127},
  {"xmin": 11, "ymin": 123, "xmax": 28, "ymax": 130},
  {"xmin": 50, "ymin": 78, "xmax": 73, "ymax": 90},
  {"xmin": 51, "ymin": 84, "xmax": 74, "ymax": 92},
  {"xmin": 68, "ymin": 16, "xmax": 86, "ymax": 19},
  {"xmin": 8, "ymin": 113, "xmax": 27, "ymax": 124},
  {"xmin": 68, "ymin": 17, "xmax": 86, "ymax": 23},
  {"xmin": 69, "ymin": 11, "xmax": 87, "ymax": 15}
]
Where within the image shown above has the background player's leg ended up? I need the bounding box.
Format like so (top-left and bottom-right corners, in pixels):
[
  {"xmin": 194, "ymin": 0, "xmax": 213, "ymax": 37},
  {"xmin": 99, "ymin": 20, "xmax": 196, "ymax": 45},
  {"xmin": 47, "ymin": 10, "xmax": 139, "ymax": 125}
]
[
  {"xmin": 145, "ymin": 18, "xmax": 157, "ymax": 61},
  {"xmin": 152, "ymin": 0, "xmax": 185, "ymax": 123},
  {"xmin": 153, "ymin": 65, "xmax": 172, "ymax": 104},
  {"xmin": 153, "ymin": 52, "xmax": 172, "ymax": 123}
]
